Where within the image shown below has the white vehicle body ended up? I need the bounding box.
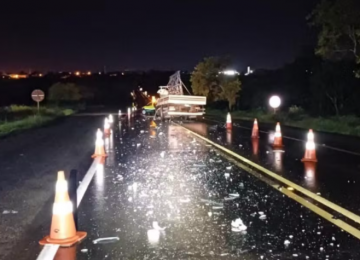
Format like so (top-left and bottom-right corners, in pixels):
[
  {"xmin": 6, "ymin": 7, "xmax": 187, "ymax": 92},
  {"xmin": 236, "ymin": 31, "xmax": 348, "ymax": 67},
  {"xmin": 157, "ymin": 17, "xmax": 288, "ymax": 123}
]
[{"xmin": 155, "ymin": 72, "xmax": 207, "ymax": 119}]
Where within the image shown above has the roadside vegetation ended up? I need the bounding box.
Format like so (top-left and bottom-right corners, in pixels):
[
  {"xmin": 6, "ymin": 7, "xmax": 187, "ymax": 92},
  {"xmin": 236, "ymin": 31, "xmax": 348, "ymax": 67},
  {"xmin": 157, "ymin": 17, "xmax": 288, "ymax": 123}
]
[
  {"xmin": 190, "ymin": 1, "xmax": 360, "ymax": 138},
  {"xmin": 206, "ymin": 107, "xmax": 360, "ymax": 137},
  {"xmin": 0, "ymin": 105, "xmax": 75, "ymax": 137}
]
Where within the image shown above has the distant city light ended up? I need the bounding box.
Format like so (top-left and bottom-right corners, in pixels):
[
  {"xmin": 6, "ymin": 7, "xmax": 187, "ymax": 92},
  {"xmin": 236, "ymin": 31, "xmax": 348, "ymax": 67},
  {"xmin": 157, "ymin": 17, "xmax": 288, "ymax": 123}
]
[
  {"xmin": 75, "ymin": 71, "xmax": 80, "ymax": 76},
  {"xmin": 152, "ymin": 96, "xmax": 156, "ymax": 103},
  {"xmin": 269, "ymin": 95, "xmax": 281, "ymax": 109},
  {"xmin": 9, "ymin": 74, "xmax": 27, "ymax": 79},
  {"xmin": 221, "ymin": 70, "xmax": 239, "ymax": 75},
  {"xmin": 87, "ymin": 71, "xmax": 91, "ymax": 75}
]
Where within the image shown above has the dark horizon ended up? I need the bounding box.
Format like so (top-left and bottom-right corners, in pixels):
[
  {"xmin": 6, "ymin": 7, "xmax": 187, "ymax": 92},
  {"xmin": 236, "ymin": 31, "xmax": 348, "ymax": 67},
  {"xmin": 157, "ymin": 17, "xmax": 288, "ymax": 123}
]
[{"xmin": 0, "ymin": 0, "xmax": 317, "ymax": 72}]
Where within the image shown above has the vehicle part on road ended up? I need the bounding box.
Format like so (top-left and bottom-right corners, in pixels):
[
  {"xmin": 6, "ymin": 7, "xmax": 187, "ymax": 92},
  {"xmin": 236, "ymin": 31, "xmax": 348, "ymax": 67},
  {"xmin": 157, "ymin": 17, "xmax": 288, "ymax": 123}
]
[
  {"xmin": 272, "ymin": 122, "xmax": 284, "ymax": 150},
  {"xmin": 154, "ymin": 71, "xmax": 206, "ymax": 119},
  {"xmin": 302, "ymin": 129, "xmax": 317, "ymax": 162},
  {"xmin": 39, "ymin": 171, "xmax": 87, "ymax": 247},
  {"xmin": 251, "ymin": 118, "xmax": 259, "ymax": 139},
  {"xmin": 92, "ymin": 129, "xmax": 107, "ymax": 158},
  {"xmin": 226, "ymin": 112, "xmax": 232, "ymax": 130},
  {"xmin": 104, "ymin": 118, "xmax": 111, "ymax": 137}
]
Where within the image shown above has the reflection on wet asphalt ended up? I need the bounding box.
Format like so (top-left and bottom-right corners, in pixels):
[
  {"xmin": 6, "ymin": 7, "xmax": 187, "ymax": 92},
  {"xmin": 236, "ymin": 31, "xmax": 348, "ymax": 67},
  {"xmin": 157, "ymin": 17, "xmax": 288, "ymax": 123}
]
[
  {"xmin": 184, "ymin": 120, "xmax": 360, "ymax": 216},
  {"xmin": 68, "ymin": 117, "xmax": 360, "ymax": 259}
]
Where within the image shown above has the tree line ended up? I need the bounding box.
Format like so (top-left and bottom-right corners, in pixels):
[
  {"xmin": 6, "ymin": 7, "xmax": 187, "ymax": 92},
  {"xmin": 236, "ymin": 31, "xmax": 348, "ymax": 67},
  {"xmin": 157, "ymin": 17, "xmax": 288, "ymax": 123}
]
[{"xmin": 190, "ymin": 0, "xmax": 360, "ymax": 117}]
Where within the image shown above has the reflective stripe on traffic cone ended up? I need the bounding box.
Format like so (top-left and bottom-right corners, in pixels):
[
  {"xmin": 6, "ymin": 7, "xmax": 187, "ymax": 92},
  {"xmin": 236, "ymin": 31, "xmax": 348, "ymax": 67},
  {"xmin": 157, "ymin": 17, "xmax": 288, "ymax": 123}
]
[
  {"xmin": 108, "ymin": 114, "xmax": 114, "ymax": 124},
  {"xmin": 92, "ymin": 129, "xmax": 107, "ymax": 158},
  {"xmin": 39, "ymin": 171, "xmax": 86, "ymax": 247},
  {"xmin": 251, "ymin": 119, "xmax": 259, "ymax": 138},
  {"xmin": 272, "ymin": 122, "xmax": 283, "ymax": 149},
  {"xmin": 226, "ymin": 113, "xmax": 232, "ymax": 130},
  {"xmin": 104, "ymin": 118, "xmax": 111, "ymax": 136},
  {"xmin": 302, "ymin": 129, "xmax": 317, "ymax": 162}
]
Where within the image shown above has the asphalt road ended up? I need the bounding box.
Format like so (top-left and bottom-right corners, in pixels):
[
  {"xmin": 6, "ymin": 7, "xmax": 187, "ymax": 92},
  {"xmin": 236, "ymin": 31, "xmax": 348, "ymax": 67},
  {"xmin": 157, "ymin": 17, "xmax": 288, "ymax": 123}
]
[
  {"xmin": 3, "ymin": 114, "xmax": 360, "ymax": 259},
  {"xmin": 48, "ymin": 117, "xmax": 359, "ymax": 259},
  {"xmin": 183, "ymin": 119, "xmax": 360, "ymax": 216},
  {"xmin": 0, "ymin": 115, "xmax": 103, "ymax": 260}
]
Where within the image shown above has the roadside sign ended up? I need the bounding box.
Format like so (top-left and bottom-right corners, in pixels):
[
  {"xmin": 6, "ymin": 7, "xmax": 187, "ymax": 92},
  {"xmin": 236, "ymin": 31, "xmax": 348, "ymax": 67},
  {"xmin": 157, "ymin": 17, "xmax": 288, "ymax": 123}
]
[{"xmin": 31, "ymin": 89, "xmax": 45, "ymax": 112}]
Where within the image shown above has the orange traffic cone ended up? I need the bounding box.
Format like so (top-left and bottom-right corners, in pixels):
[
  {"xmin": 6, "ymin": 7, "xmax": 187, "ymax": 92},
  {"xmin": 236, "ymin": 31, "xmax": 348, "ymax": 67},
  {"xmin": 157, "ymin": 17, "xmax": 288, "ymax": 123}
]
[
  {"xmin": 104, "ymin": 118, "xmax": 111, "ymax": 137},
  {"xmin": 251, "ymin": 119, "xmax": 259, "ymax": 138},
  {"xmin": 252, "ymin": 138, "xmax": 259, "ymax": 157},
  {"xmin": 302, "ymin": 129, "xmax": 317, "ymax": 162},
  {"xmin": 273, "ymin": 122, "xmax": 283, "ymax": 149},
  {"xmin": 92, "ymin": 129, "xmax": 107, "ymax": 158},
  {"xmin": 39, "ymin": 171, "xmax": 86, "ymax": 247},
  {"xmin": 150, "ymin": 120, "xmax": 157, "ymax": 128},
  {"xmin": 226, "ymin": 113, "xmax": 232, "ymax": 130},
  {"xmin": 54, "ymin": 246, "xmax": 77, "ymax": 260}
]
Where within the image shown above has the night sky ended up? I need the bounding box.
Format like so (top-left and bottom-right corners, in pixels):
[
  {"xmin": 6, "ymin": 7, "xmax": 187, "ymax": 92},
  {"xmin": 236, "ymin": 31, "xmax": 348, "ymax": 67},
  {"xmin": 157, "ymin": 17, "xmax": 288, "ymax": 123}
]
[{"xmin": 0, "ymin": 0, "xmax": 317, "ymax": 72}]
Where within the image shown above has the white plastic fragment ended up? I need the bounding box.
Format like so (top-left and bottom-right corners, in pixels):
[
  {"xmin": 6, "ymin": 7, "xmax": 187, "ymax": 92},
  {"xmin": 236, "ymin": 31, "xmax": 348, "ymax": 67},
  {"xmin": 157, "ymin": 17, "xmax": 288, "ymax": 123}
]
[
  {"xmin": 284, "ymin": 240, "xmax": 291, "ymax": 245},
  {"xmin": 226, "ymin": 166, "xmax": 232, "ymax": 170},
  {"xmin": 81, "ymin": 249, "xmax": 88, "ymax": 253},
  {"xmin": 259, "ymin": 214, "xmax": 267, "ymax": 220},
  {"xmin": 147, "ymin": 229, "xmax": 160, "ymax": 245},
  {"xmin": 2, "ymin": 210, "xmax": 17, "ymax": 214},
  {"xmin": 93, "ymin": 237, "xmax": 119, "ymax": 244},
  {"xmin": 153, "ymin": 221, "xmax": 166, "ymax": 230},
  {"xmin": 160, "ymin": 151, "xmax": 165, "ymax": 158},
  {"xmin": 231, "ymin": 218, "xmax": 247, "ymax": 232}
]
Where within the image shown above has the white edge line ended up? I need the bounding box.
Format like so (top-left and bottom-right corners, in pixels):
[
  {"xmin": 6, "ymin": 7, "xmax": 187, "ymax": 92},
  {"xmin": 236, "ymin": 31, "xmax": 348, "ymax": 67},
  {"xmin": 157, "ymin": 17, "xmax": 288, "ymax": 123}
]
[
  {"xmin": 35, "ymin": 245, "xmax": 60, "ymax": 260},
  {"xmin": 77, "ymin": 158, "xmax": 99, "ymax": 207},
  {"xmin": 36, "ymin": 157, "xmax": 100, "ymax": 260}
]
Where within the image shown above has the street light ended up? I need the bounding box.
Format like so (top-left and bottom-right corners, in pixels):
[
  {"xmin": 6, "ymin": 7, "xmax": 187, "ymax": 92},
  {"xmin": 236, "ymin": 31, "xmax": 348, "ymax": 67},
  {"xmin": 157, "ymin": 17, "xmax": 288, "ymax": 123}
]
[
  {"xmin": 152, "ymin": 96, "xmax": 156, "ymax": 104},
  {"xmin": 221, "ymin": 70, "xmax": 239, "ymax": 76},
  {"xmin": 269, "ymin": 95, "xmax": 281, "ymax": 114}
]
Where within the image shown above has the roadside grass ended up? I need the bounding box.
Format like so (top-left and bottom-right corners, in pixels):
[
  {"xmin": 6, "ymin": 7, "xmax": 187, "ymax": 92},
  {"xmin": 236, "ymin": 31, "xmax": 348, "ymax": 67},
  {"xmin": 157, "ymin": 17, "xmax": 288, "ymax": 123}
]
[
  {"xmin": 0, "ymin": 106, "xmax": 75, "ymax": 137},
  {"xmin": 206, "ymin": 108, "xmax": 360, "ymax": 137}
]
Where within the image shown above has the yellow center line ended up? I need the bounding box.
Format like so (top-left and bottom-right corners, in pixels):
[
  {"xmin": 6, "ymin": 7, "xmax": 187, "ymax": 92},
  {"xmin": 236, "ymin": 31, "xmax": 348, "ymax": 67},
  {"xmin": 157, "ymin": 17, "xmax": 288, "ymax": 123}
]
[
  {"xmin": 176, "ymin": 123, "xmax": 360, "ymax": 226},
  {"xmin": 217, "ymin": 149, "xmax": 360, "ymax": 240}
]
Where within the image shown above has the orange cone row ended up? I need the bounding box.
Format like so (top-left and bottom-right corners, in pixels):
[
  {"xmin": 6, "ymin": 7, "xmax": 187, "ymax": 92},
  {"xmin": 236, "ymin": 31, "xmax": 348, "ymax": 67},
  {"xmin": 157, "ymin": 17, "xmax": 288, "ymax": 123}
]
[
  {"xmin": 40, "ymin": 116, "xmax": 112, "ymax": 248},
  {"xmin": 225, "ymin": 113, "xmax": 317, "ymax": 162}
]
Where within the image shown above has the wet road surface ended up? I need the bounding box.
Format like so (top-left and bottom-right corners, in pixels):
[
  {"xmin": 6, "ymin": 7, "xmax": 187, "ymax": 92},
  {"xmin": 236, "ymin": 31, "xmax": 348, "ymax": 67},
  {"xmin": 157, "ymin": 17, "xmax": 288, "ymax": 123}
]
[
  {"xmin": 0, "ymin": 115, "xmax": 102, "ymax": 260},
  {"xmin": 47, "ymin": 117, "xmax": 360, "ymax": 259},
  {"xmin": 183, "ymin": 119, "xmax": 360, "ymax": 217}
]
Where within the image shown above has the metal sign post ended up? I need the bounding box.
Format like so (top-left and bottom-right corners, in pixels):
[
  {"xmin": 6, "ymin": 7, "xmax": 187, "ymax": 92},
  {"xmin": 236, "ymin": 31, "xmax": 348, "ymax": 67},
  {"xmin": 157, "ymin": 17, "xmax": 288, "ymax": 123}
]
[{"xmin": 31, "ymin": 89, "xmax": 45, "ymax": 113}]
